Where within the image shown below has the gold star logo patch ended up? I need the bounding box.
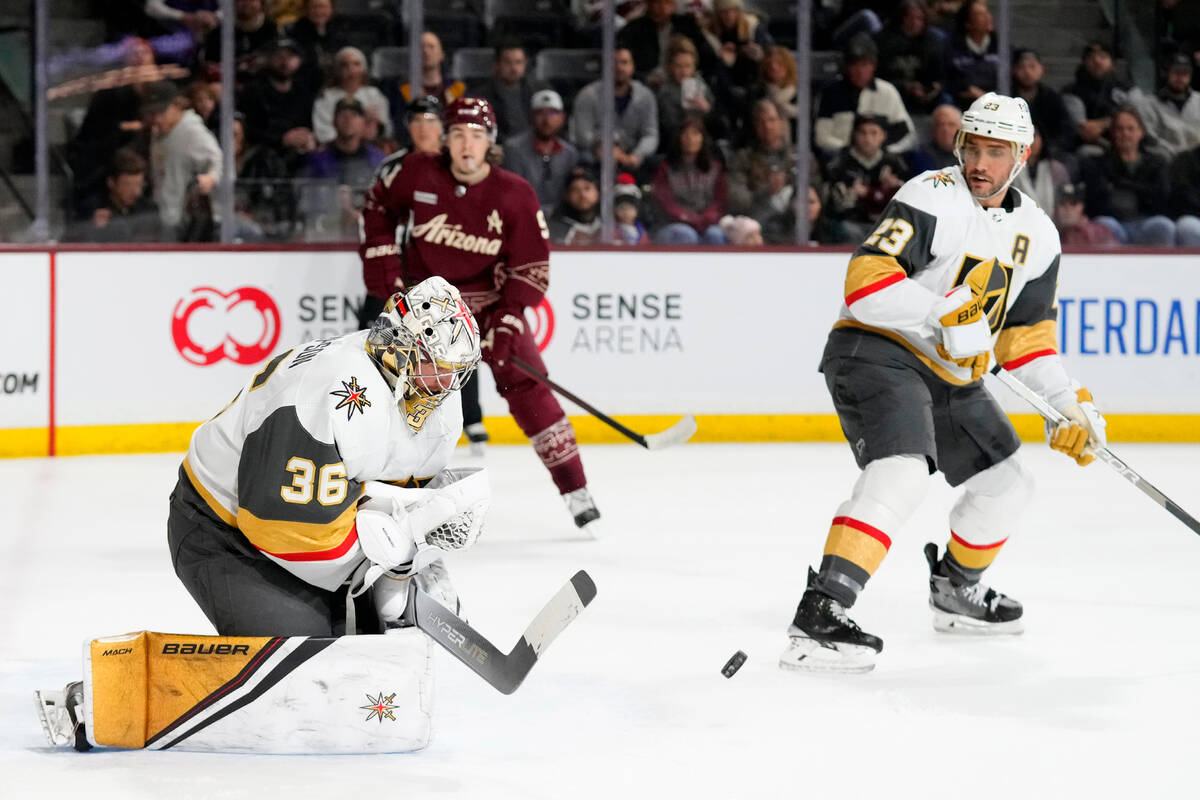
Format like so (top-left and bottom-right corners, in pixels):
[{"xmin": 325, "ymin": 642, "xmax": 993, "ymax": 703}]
[
  {"xmin": 331, "ymin": 376, "xmax": 372, "ymax": 420},
  {"xmin": 360, "ymin": 691, "xmax": 399, "ymax": 723}
]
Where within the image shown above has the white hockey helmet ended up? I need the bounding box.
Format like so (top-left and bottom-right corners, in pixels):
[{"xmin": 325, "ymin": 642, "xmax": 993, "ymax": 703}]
[
  {"xmin": 365, "ymin": 276, "xmax": 481, "ymax": 430},
  {"xmin": 954, "ymin": 92, "xmax": 1035, "ymax": 200}
]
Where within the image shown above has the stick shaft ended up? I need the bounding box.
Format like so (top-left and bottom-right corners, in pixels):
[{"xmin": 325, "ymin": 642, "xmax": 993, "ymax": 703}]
[
  {"xmin": 990, "ymin": 366, "xmax": 1200, "ymax": 536},
  {"xmin": 510, "ymin": 356, "xmax": 650, "ymax": 448}
]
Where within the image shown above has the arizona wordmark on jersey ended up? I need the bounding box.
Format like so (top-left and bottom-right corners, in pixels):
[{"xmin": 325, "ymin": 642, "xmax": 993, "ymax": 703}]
[
  {"xmin": 182, "ymin": 331, "xmax": 463, "ymax": 590},
  {"xmin": 836, "ymin": 166, "xmax": 1065, "ymax": 386}
]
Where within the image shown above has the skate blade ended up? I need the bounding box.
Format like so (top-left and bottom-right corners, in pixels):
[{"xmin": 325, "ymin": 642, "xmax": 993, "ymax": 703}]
[
  {"xmin": 931, "ymin": 605, "xmax": 1024, "ymax": 636},
  {"xmin": 576, "ymin": 518, "xmax": 602, "ymax": 539},
  {"xmin": 467, "ymin": 442, "xmax": 487, "ymax": 458},
  {"xmin": 33, "ymin": 690, "xmax": 72, "ymax": 747},
  {"xmin": 778, "ymin": 636, "xmax": 876, "ymax": 674}
]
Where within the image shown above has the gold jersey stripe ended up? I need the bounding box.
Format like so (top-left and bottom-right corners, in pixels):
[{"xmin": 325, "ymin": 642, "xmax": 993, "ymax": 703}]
[
  {"xmin": 833, "ymin": 319, "xmax": 971, "ymax": 385},
  {"xmin": 182, "ymin": 457, "xmax": 237, "ymax": 527},
  {"xmin": 237, "ymin": 503, "xmax": 358, "ymax": 557},
  {"xmin": 844, "ymin": 254, "xmax": 906, "ymax": 304},
  {"xmin": 994, "ymin": 319, "xmax": 1058, "ymax": 367}
]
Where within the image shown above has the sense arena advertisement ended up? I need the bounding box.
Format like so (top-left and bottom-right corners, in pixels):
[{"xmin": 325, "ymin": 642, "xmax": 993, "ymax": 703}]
[{"xmin": 1, "ymin": 247, "xmax": 1199, "ymax": 456}]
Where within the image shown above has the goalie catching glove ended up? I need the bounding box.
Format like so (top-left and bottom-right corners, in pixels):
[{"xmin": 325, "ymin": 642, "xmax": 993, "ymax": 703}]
[
  {"xmin": 928, "ymin": 284, "xmax": 992, "ymax": 381},
  {"xmin": 1045, "ymin": 384, "xmax": 1107, "ymax": 466}
]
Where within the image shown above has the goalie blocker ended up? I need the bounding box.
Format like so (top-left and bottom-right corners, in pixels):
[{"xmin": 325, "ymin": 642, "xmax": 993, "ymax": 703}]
[{"xmin": 36, "ymin": 630, "xmax": 435, "ymax": 754}]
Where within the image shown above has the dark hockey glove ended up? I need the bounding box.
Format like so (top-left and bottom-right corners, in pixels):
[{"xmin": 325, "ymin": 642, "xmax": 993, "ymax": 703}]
[{"xmin": 483, "ymin": 306, "xmax": 525, "ymax": 366}]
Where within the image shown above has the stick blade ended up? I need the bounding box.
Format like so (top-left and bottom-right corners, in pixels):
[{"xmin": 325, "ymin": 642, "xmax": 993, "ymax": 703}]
[{"xmin": 642, "ymin": 414, "xmax": 698, "ymax": 450}]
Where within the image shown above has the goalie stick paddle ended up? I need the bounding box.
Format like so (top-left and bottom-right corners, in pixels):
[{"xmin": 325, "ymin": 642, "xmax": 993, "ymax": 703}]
[
  {"xmin": 509, "ymin": 356, "xmax": 698, "ymax": 450},
  {"xmin": 989, "ymin": 365, "xmax": 1200, "ymax": 536},
  {"xmin": 406, "ymin": 570, "xmax": 597, "ymax": 694}
]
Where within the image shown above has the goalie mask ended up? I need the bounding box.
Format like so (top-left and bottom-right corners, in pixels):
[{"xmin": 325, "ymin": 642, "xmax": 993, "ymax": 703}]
[
  {"xmin": 953, "ymin": 92, "xmax": 1034, "ymax": 201},
  {"xmin": 365, "ymin": 276, "xmax": 481, "ymax": 431}
]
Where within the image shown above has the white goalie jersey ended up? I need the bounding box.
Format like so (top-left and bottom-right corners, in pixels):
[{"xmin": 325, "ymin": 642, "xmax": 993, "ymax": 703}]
[
  {"xmin": 182, "ymin": 331, "xmax": 463, "ymax": 591},
  {"xmin": 835, "ymin": 165, "xmax": 1074, "ymax": 402}
]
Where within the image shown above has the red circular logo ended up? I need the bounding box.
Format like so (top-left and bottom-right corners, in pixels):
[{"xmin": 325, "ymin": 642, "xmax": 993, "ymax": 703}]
[
  {"xmin": 171, "ymin": 286, "xmax": 281, "ymax": 366},
  {"xmin": 526, "ymin": 298, "xmax": 555, "ymax": 352}
]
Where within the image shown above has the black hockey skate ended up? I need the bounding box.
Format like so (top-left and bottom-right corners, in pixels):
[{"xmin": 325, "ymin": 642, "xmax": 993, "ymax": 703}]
[
  {"xmin": 780, "ymin": 569, "xmax": 883, "ymax": 674},
  {"xmin": 34, "ymin": 680, "xmax": 91, "ymax": 751},
  {"xmin": 924, "ymin": 543, "xmax": 1023, "ymax": 635},
  {"xmin": 464, "ymin": 423, "xmax": 489, "ymax": 457}
]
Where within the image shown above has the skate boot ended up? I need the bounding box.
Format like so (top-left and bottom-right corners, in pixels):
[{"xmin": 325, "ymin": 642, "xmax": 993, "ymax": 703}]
[
  {"xmin": 464, "ymin": 423, "xmax": 489, "ymax": 457},
  {"xmin": 563, "ymin": 487, "xmax": 601, "ymax": 534},
  {"xmin": 780, "ymin": 569, "xmax": 883, "ymax": 674},
  {"xmin": 924, "ymin": 543, "xmax": 1023, "ymax": 635},
  {"xmin": 34, "ymin": 680, "xmax": 91, "ymax": 751}
]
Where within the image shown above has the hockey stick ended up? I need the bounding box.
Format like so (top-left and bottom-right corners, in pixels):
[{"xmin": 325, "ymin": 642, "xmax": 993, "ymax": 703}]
[
  {"xmin": 405, "ymin": 570, "xmax": 597, "ymax": 694},
  {"xmin": 509, "ymin": 356, "xmax": 698, "ymax": 450},
  {"xmin": 989, "ymin": 364, "xmax": 1200, "ymax": 536}
]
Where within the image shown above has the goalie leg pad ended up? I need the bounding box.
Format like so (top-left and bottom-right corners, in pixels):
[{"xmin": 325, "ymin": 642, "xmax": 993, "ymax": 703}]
[{"xmin": 74, "ymin": 630, "xmax": 434, "ymax": 753}]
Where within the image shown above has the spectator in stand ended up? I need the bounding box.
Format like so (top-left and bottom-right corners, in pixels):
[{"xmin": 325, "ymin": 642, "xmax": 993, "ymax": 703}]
[
  {"xmin": 77, "ymin": 148, "xmax": 162, "ymax": 243},
  {"xmin": 1053, "ymin": 182, "xmax": 1117, "ymax": 247},
  {"xmin": 650, "ymin": 116, "xmax": 728, "ymax": 244},
  {"xmin": 814, "ymin": 34, "xmax": 917, "ymax": 159},
  {"xmin": 1080, "ymin": 106, "xmax": 1200, "ymax": 245},
  {"xmin": 946, "ymin": 0, "xmax": 998, "ymax": 109},
  {"xmin": 142, "ymin": 1, "xmax": 220, "ymax": 65},
  {"xmin": 617, "ymin": 0, "xmax": 718, "ymax": 87},
  {"xmin": 1063, "ymin": 41, "xmax": 1140, "ymax": 153},
  {"xmin": 656, "ymin": 36, "xmax": 725, "ymax": 147},
  {"xmin": 701, "ymin": 0, "xmax": 772, "ymax": 93},
  {"xmin": 271, "ymin": 0, "xmax": 303, "ymax": 25},
  {"xmin": 68, "ymin": 36, "xmax": 158, "ymax": 220},
  {"xmin": 312, "ymin": 46, "xmax": 391, "ymax": 144},
  {"xmin": 396, "ymin": 32, "xmax": 466, "ymax": 107},
  {"xmin": 718, "ymin": 213, "xmax": 763, "ymax": 245},
  {"xmin": 233, "ymin": 113, "xmax": 296, "ymax": 241},
  {"xmin": 749, "ymin": 47, "xmax": 799, "ymax": 142},
  {"xmin": 1168, "ymin": 142, "xmax": 1200, "ymax": 231},
  {"xmin": 503, "ymin": 90, "xmax": 579, "ymax": 214},
  {"xmin": 907, "ymin": 102, "xmax": 960, "ymax": 172},
  {"xmin": 876, "ymin": 0, "xmax": 950, "ymax": 115},
  {"xmin": 807, "ymin": 184, "xmax": 847, "ymax": 244},
  {"xmin": 1011, "ymin": 48, "xmax": 1071, "ymax": 156},
  {"xmin": 570, "ymin": 48, "xmax": 659, "ymax": 177},
  {"xmin": 144, "ymin": 82, "xmax": 222, "ymax": 240},
  {"xmin": 613, "ymin": 173, "xmax": 649, "ymax": 244},
  {"xmin": 237, "ymin": 36, "xmax": 317, "ymax": 171},
  {"xmin": 288, "ymin": 0, "xmax": 349, "ymax": 95},
  {"xmin": 824, "ymin": 113, "xmax": 908, "ymax": 241},
  {"xmin": 571, "ymin": 0, "xmax": 645, "ymax": 45},
  {"xmin": 467, "ymin": 42, "xmax": 547, "ymax": 143},
  {"xmin": 727, "ymin": 98, "xmax": 815, "ymax": 243},
  {"xmin": 302, "ymin": 96, "xmax": 383, "ymax": 240},
  {"xmin": 548, "ymin": 167, "xmax": 604, "ymax": 245},
  {"xmin": 203, "ymin": 0, "xmax": 281, "ymax": 87},
  {"xmin": 399, "ymin": 95, "xmax": 443, "ymax": 154},
  {"xmin": 187, "ymin": 79, "xmax": 221, "ymax": 135},
  {"xmin": 1012, "ymin": 127, "xmax": 1070, "ymax": 214},
  {"xmin": 1143, "ymin": 53, "xmax": 1200, "ymax": 154}
]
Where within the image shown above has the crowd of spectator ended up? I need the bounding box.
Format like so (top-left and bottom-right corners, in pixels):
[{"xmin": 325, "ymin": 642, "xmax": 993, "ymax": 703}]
[{"xmin": 58, "ymin": 0, "xmax": 1200, "ymax": 247}]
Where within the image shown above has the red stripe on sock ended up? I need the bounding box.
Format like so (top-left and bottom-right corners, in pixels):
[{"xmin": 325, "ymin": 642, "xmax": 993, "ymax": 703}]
[
  {"xmin": 832, "ymin": 516, "xmax": 892, "ymax": 549},
  {"xmin": 950, "ymin": 530, "xmax": 1008, "ymax": 551}
]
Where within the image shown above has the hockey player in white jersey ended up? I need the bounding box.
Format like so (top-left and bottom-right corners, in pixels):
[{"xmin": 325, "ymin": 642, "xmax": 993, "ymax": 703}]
[
  {"xmin": 170, "ymin": 274, "xmax": 486, "ymax": 637},
  {"xmin": 780, "ymin": 93, "xmax": 1109, "ymax": 673}
]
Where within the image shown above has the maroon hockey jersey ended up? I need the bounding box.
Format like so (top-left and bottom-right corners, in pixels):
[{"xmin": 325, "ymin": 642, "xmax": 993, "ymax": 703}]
[{"xmin": 359, "ymin": 151, "xmax": 551, "ymax": 315}]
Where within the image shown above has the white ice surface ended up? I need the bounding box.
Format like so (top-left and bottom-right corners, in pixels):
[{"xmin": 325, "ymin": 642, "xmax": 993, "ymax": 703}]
[{"xmin": 3, "ymin": 441, "xmax": 1200, "ymax": 799}]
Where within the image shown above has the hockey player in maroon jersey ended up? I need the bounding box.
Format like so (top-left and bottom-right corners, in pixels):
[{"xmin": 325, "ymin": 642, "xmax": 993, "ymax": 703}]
[{"xmin": 359, "ymin": 96, "xmax": 600, "ymax": 532}]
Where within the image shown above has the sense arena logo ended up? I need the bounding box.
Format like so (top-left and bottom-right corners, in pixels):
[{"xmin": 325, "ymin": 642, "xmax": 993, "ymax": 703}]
[
  {"xmin": 526, "ymin": 298, "xmax": 554, "ymax": 352},
  {"xmin": 172, "ymin": 287, "xmax": 281, "ymax": 366}
]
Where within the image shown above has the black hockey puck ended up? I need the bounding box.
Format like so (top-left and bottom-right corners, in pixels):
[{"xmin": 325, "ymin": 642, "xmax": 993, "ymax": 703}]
[{"xmin": 721, "ymin": 650, "xmax": 748, "ymax": 678}]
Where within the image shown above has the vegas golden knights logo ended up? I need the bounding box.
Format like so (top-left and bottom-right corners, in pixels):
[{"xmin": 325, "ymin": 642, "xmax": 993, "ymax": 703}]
[{"xmin": 955, "ymin": 255, "xmax": 1013, "ymax": 333}]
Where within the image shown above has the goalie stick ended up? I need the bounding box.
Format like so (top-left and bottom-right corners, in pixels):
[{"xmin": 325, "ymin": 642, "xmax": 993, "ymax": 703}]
[
  {"xmin": 510, "ymin": 356, "xmax": 698, "ymax": 450},
  {"xmin": 405, "ymin": 569, "xmax": 597, "ymax": 694},
  {"xmin": 989, "ymin": 365, "xmax": 1200, "ymax": 536}
]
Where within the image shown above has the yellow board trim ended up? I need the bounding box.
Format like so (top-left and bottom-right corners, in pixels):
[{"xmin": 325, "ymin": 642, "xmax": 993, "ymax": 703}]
[{"xmin": 4, "ymin": 413, "xmax": 1200, "ymax": 459}]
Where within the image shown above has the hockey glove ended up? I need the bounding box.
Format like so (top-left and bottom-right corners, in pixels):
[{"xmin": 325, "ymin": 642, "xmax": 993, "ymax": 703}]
[
  {"xmin": 929, "ymin": 285, "xmax": 992, "ymax": 381},
  {"xmin": 483, "ymin": 305, "xmax": 525, "ymax": 366},
  {"xmin": 356, "ymin": 494, "xmax": 457, "ymax": 573},
  {"xmin": 1046, "ymin": 385, "xmax": 1107, "ymax": 466}
]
